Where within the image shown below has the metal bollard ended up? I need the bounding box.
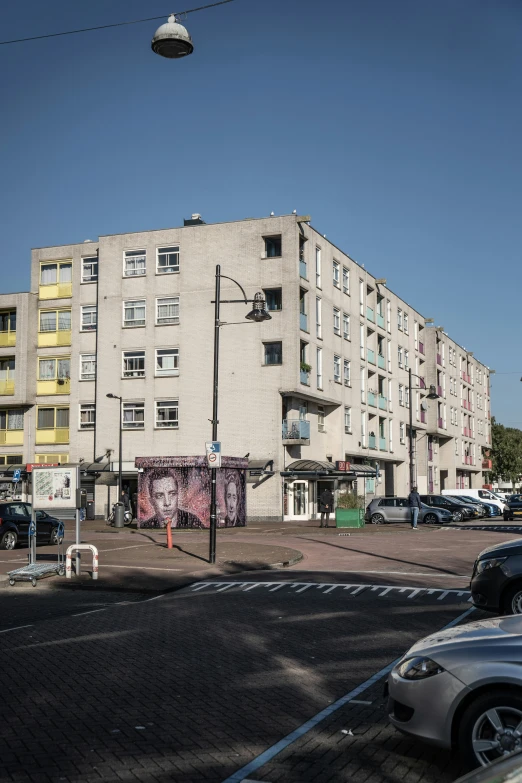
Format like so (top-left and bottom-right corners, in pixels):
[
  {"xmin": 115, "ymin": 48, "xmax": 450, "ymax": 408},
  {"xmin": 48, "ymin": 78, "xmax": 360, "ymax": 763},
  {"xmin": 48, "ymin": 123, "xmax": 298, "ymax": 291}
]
[{"xmin": 166, "ymin": 517, "xmax": 173, "ymax": 549}]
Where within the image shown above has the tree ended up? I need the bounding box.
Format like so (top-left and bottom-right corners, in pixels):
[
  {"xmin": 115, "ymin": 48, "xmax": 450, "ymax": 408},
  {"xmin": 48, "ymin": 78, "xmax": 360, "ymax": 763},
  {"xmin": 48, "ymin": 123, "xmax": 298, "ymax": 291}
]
[{"xmin": 491, "ymin": 418, "xmax": 522, "ymax": 488}]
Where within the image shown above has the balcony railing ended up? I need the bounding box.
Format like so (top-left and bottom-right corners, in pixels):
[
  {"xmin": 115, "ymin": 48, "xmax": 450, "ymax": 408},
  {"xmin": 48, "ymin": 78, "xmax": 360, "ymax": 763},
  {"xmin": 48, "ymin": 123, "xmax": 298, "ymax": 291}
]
[
  {"xmin": 377, "ymin": 354, "xmax": 386, "ymax": 370},
  {"xmin": 462, "ymin": 399, "xmax": 468, "ymax": 410},
  {"xmin": 428, "ymin": 448, "xmax": 433, "ymax": 461},
  {"xmin": 299, "ymin": 313, "xmax": 308, "ymax": 331},
  {"xmin": 300, "ymin": 370, "xmax": 310, "ymax": 386},
  {"xmin": 419, "ymin": 341, "xmax": 424, "ymax": 355},
  {"xmin": 367, "ymin": 348, "xmax": 376, "ymax": 365},
  {"xmin": 369, "ymin": 434, "xmax": 376, "ymax": 449},
  {"xmin": 38, "ymin": 329, "xmax": 72, "ymax": 348},
  {"xmin": 378, "ymin": 395, "xmax": 387, "ymax": 410},
  {"xmin": 37, "ymin": 378, "xmax": 71, "ymax": 395},
  {"xmin": 368, "ymin": 392, "xmax": 376, "ymax": 406},
  {"xmin": 39, "ymin": 282, "xmax": 73, "ymax": 300},
  {"xmin": 462, "ymin": 371, "xmax": 471, "ymax": 383},
  {"xmin": 0, "ymin": 369, "xmax": 15, "ymax": 396},
  {"xmin": 299, "ymin": 259, "xmax": 307, "ymax": 279},
  {"xmin": 366, "ymin": 306, "xmax": 375, "ymax": 323},
  {"xmin": 0, "ymin": 330, "xmax": 16, "ymax": 348},
  {"xmin": 438, "ymin": 417, "xmax": 444, "ymax": 429},
  {"xmin": 464, "ymin": 456, "xmax": 472, "ymax": 465},
  {"xmin": 282, "ymin": 419, "xmax": 310, "ymax": 441},
  {"xmin": 421, "ymin": 410, "xmax": 426, "ymax": 424},
  {"xmin": 482, "ymin": 459, "xmax": 493, "ymax": 470},
  {"xmin": 419, "ymin": 377, "xmax": 426, "ymax": 389},
  {"xmin": 0, "ymin": 430, "xmax": 23, "ymax": 446},
  {"xmin": 377, "ymin": 313, "xmax": 385, "ymax": 329},
  {"xmin": 35, "ymin": 427, "xmax": 70, "ymax": 445},
  {"xmin": 379, "ymin": 437, "xmax": 386, "ymax": 450},
  {"xmin": 437, "ymin": 354, "xmax": 442, "ymax": 366},
  {"xmin": 437, "ymin": 385, "xmax": 443, "ymax": 397}
]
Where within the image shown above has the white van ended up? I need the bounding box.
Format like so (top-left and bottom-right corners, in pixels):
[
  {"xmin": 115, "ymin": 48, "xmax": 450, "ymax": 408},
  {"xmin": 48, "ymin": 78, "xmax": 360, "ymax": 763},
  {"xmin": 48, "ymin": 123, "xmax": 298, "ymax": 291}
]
[{"xmin": 442, "ymin": 488, "xmax": 506, "ymax": 516}]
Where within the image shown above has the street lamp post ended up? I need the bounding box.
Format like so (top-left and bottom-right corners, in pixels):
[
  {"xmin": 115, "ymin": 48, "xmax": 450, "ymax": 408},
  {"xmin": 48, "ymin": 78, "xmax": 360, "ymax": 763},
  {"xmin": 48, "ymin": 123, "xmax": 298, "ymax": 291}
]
[
  {"xmin": 408, "ymin": 369, "xmax": 439, "ymax": 491},
  {"xmin": 209, "ymin": 264, "xmax": 271, "ymax": 564},
  {"xmin": 106, "ymin": 393, "xmax": 123, "ymax": 500}
]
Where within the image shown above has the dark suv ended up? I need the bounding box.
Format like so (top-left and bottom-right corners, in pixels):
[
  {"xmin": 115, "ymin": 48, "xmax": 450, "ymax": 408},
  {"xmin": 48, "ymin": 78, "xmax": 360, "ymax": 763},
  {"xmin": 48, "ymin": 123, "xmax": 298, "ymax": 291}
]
[
  {"xmin": 419, "ymin": 494, "xmax": 478, "ymax": 522},
  {"xmin": 0, "ymin": 502, "xmax": 62, "ymax": 550}
]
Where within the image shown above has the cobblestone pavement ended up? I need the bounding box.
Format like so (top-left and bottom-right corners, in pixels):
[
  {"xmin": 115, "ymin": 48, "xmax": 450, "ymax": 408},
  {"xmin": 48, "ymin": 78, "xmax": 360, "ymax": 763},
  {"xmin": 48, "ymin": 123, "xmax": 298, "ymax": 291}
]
[{"xmin": 1, "ymin": 575, "xmax": 483, "ymax": 783}]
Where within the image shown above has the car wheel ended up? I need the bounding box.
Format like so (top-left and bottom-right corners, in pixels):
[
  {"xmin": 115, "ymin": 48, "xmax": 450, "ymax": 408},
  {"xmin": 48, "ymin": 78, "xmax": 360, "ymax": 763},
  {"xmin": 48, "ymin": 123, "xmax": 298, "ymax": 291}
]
[
  {"xmin": 423, "ymin": 513, "xmax": 438, "ymax": 525},
  {"xmin": 453, "ymin": 511, "xmax": 463, "ymax": 522},
  {"xmin": 458, "ymin": 690, "xmax": 522, "ymax": 769},
  {"xmin": 0, "ymin": 530, "xmax": 17, "ymax": 550},
  {"xmin": 371, "ymin": 513, "xmax": 385, "ymax": 525},
  {"xmin": 501, "ymin": 583, "xmax": 522, "ymax": 615},
  {"xmin": 49, "ymin": 528, "xmax": 62, "ymax": 545}
]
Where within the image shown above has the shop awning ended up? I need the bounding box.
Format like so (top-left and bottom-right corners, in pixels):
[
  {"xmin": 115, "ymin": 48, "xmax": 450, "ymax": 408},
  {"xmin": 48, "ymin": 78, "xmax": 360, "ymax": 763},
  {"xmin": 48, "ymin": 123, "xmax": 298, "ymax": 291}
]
[
  {"xmin": 247, "ymin": 459, "xmax": 275, "ymax": 476},
  {"xmin": 281, "ymin": 460, "xmax": 377, "ymax": 478}
]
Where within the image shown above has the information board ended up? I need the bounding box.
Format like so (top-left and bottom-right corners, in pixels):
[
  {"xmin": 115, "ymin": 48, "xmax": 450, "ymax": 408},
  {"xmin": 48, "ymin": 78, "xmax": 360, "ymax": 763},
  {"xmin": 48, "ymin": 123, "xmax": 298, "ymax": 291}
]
[{"xmin": 32, "ymin": 466, "xmax": 77, "ymax": 510}]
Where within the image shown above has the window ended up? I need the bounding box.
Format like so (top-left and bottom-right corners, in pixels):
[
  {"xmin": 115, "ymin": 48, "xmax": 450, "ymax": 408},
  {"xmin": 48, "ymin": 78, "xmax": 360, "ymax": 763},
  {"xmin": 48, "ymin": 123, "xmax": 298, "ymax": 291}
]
[
  {"xmin": 157, "ymin": 246, "xmax": 179, "ymax": 274},
  {"xmin": 156, "ymin": 297, "xmax": 180, "ymax": 325},
  {"xmin": 124, "ymin": 249, "xmax": 146, "ymax": 276},
  {"xmin": 315, "ymin": 247, "xmax": 322, "ymax": 287},
  {"xmin": 123, "ymin": 402, "xmax": 145, "ymax": 429},
  {"xmin": 399, "ymin": 384, "xmax": 404, "ymax": 406},
  {"xmin": 264, "ymin": 342, "xmax": 282, "ymax": 365},
  {"xmin": 344, "ymin": 406, "xmax": 352, "ymax": 433},
  {"xmin": 155, "ymin": 400, "xmax": 179, "ymax": 428},
  {"xmin": 333, "ymin": 307, "xmax": 340, "ymax": 336},
  {"xmin": 316, "ymin": 347, "xmax": 322, "ymax": 389},
  {"xmin": 264, "ymin": 236, "xmax": 281, "ymax": 258},
  {"xmin": 79, "ymin": 404, "xmax": 96, "ymax": 430},
  {"xmin": 398, "ymin": 346, "xmax": 403, "ymax": 368},
  {"xmin": 38, "ymin": 357, "xmax": 70, "ymax": 381},
  {"xmin": 405, "ymin": 387, "xmax": 410, "ymax": 408},
  {"xmin": 360, "ymin": 366, "xmax": 366, "ymax": 403},
  {"xmin": 360, "ymin": 323, "xmax": 365, "ymax": 359},
  {"xmin": 40, "ymin": 261, "xmax": 72, "ymax": 285},
  {"xmin": 0, "ymin": 310, "xmax": 16, "ymax": 332},
  {"xmin": 37, "ymin": 407, "xmax": 69, "ymax": 429},
  {"xmin": 386, "ymin": 300, "xmax": 391, "ymax": 332},
  {"xmin": 404, "ymin": 349, "xmax": 409, "ymax": 369},
  {"xmin": 388, "ymin": 379, "xmax": 393, "ymax": 412},
  {"xmin": 155, "ymin": 348, "xmax": 179, "ymax": 377},
  {"xmin": 82, "ymin": 257, "xmax": 98, "ymax": 283},
  {"xmin": 123, "ymin": 351, "xmax": 145, "ymax": 378},
  {"xmin": 361, "ymin": 411, "xmax": 367, "ymax": 447},
  {"xmin": 359, "ymin": 280, "xmax": 364, "ymax": 315},
  {"xmin": 0, "ymin": 455, "xmax": 23, "ymax": 465},
  {"xmin": 333, "ymin": 261, "xmax": 340, "ymax": 287},
  {"xmin": 343, "ymin": 359, "xmax": 351, "ymax": 386},
  {"xmin": 334, "ymin": 355, "xmax": 341, "ymax": 383},
  {"xmin": 317, "ymin": 405, "xmax": 325, "ymax": 433},
  {"xmin": 316, "ymin": 297, "xmax": 322, "ymax": 339},
  {"xmin": 80, "ymin": 354, "xmax": 96, "ymax": 381},
  {"xmin": 264, "ymin": 288, "xmax": 282, "ymax": 311},
  {"xmin": 35, "ymin": 453, "xmax": 69, "ymax": 464},
  {"xmin": 403, "ymin": 313, "xmax": 409, "ymax": 333},
  {"xmin": 343, "ymin": 312, "xmax": 350, "ymax": 340},
  {"xmin": 39, "ymin": 309, "xmax": 71, "ymax": 332},
  {"xmin": 387, "ymin": 339, "xmax": 392, "ymax": 372},
  {"xmin": 400, "ymin": 422, "xmax": 405, "ymax": 444},
  {"xmin": 0, "ymin": 409, "xmax": 23, "ymax": 431},
  {"xmin": 81, "ymin": 305, "xmax": 97, "ymax": 331},
  {"xmin": 123, "ymin": 299, "xmax": 146, "ymax": 328},
  {"xmin": 342, "ymin": 266, "xmax": 350, "ymax": 294},
  {"xmin": 397, "ymin": 308, "xmax": 403, "ymax": 330}
]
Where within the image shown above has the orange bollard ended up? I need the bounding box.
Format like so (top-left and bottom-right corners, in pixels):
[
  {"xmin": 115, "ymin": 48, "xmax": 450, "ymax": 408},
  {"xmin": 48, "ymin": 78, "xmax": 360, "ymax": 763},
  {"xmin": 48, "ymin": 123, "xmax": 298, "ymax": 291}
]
[{"xmin": 166, "ymin": 517, "xmax": 173, "ymax": 549}]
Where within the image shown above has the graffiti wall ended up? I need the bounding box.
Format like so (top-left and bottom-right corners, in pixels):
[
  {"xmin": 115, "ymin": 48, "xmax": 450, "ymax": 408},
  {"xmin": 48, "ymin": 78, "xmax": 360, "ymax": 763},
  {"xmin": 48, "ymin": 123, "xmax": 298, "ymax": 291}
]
[{"xmin": 135, "ymin": 456, "xmax": 248, "ymax": 529}]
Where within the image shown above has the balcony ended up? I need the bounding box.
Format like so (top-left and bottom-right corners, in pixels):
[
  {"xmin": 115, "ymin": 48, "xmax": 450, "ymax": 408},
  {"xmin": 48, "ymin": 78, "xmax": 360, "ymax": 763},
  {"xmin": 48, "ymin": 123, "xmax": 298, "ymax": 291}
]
[
  {"xmin": 368, "ymin": 392, "xmax": 376, "ymax": 407},
  {"xmin": 378, "ymin": 395, "xmax": 387, "ymax": 410},
  {"xmin": 0, "ymin": 329, "xmax": 16, "ymax": 348},
  {"xmin": 437, "ymin": 354, "xmax": 442, "ymax": 366},
  {"xmin": 377, "ymin": 313, "xmax": 385, "ymax": 329},
  {"xmin": 0, "ymin": 430, "xmax": 23, "ymax": 446},
  {"xmin": 369, "ymin": 434, "xmax": 376, "ymax": 449},
  {"xmin": 300, "ymin": 370, "xmax": 310, "ymax": 386},
  {"xmin": 419, "ymin": 377, "xmax": 426, "ymax": 389},
  {"xmin": 428, "ymin": 448, "xmax": 433, "ymax": 461},
  {"xmin": 366, "ymin": 306, "xmax": 375, "ymax": 323},
  {"xmin": 282, "ymin": 419, "xmax": 310, "ymax": 445},
  {"xmin": 377, "ymin": 354, "xmax": 385, "ymax": 370},
  {"xmin": 462, "ymin": 399, "xmax": 468, "ymax": 410},
  {"xmin": 419, "ymin": 341, "xmax": 424, "ymax": 355},
  {"xmin": 464, "ymin": 456, "xmax": 472, "ymax": 465},
  {"xmin": 421, "ymin": 410, "xmax": 426, "ymax": 424},
  {"xmin": 379, "ymin": 437, "xmax": 386, "ymax": 451},
  {"xmin": 0, "ymin": 368, "xmax": 15, "ymax": 396},
  {"xmin": 38, "ymin": 330, "xmax": 72, "ymax": 348},
  {"xmin": 437, "ymin": 385, "xmax": 443, "ymax": 397},
  {"xmin": 482, "ymin": 459, "xmax": 493, "ymax": 470},
  {"xmin": 462, "ymin": 371, "xmax": 471, "ymax": 384},
  {"xmin": 438, "ymin": 417, "xmax": 444, "ymax": 429},
  {"xmin": 39, "ymin": 282, "xmax": 73, "ymax": 300},
  {"xmin": 299, "ymin": 259, "xmax": 307, "ymax": 279},
  {"xmin": 299, "ymin": 312, "xmax": 308, "ymax": 332},
  {"xmin": 35, "ymin": 427, "xmax": 70, "ymax": 445},
  {"xmin": 37, "ymin": 378, "xmax": 71, "ymax": 396},
  {"xmin": 367, "ymin": 348, "xmax": 376, "ymax": 365}
]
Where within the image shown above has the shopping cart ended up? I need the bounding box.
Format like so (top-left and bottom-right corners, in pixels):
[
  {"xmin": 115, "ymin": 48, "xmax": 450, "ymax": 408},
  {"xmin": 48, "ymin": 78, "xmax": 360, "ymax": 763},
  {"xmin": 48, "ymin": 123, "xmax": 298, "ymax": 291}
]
[{"xmin": 8, "ymin": 520, "xmax": 65, "ymax": 587}]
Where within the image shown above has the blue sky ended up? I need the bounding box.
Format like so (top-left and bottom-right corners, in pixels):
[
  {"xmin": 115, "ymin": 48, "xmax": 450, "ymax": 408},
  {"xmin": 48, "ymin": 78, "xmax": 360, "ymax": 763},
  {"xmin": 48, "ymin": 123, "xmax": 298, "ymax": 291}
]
[{"xmin": 1, "ymin": 0, "xmax": 520, "ymax": 424}]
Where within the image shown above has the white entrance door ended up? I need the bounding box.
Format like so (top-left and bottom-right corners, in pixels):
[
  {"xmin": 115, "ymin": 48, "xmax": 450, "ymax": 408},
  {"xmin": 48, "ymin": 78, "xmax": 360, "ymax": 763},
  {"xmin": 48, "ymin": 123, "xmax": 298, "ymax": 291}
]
[{"xmin": 289, "ymin": 481, "xmax": 308, "ymax": 519}]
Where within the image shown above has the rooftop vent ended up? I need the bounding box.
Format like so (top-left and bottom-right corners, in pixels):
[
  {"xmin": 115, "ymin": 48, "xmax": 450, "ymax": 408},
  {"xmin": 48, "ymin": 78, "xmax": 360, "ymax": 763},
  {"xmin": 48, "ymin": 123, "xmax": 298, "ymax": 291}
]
[{"xmin": 183, "ymin": 213, "xmax": 206, "ymax": 226}]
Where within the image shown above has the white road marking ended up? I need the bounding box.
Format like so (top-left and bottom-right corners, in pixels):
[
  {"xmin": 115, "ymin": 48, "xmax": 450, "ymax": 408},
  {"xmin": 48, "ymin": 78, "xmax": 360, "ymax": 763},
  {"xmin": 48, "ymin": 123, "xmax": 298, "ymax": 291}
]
[
  {"xmin": 72, "ymin": 607, "xmax": 112, "ymax": 617},
  {"xmin": 102, "ymin": 565, "xmax": 183, "ymax": 572},
  {"xmin": 221, "ymin": 606, "xmax": 476, "ymax": 783},
  {"xmin": 98, "ymin": 544, "xmax": 153, "ymax": 554},
  {"xmin": 0, "ymin": 624, "xmax": 33, "ymax": 634}
]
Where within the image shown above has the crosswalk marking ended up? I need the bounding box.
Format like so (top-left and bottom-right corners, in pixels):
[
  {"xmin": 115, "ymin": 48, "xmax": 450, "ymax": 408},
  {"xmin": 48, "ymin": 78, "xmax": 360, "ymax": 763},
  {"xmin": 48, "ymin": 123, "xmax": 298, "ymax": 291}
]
[{"xmin": 187, "ymin": 580, "xmax": 472, "ymax": 603}]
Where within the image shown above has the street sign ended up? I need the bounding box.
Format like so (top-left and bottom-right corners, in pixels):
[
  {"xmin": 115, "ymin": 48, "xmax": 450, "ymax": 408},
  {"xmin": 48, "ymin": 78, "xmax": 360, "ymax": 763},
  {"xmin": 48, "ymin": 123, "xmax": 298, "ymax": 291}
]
[
  {"xmin": 205, "ymin": 441, "xmax": 221, "ymax": 468},
  {"xmin": 13, "ymin": 469, "xmax": 21, "ymax": 483}
]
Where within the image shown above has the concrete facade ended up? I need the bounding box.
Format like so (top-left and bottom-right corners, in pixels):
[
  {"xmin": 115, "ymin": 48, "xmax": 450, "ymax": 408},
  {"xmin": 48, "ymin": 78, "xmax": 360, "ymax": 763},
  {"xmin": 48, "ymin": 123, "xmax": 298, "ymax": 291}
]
[{"xmin": 0, "ymin": 214, "xmax": 493, "ymax": 518}]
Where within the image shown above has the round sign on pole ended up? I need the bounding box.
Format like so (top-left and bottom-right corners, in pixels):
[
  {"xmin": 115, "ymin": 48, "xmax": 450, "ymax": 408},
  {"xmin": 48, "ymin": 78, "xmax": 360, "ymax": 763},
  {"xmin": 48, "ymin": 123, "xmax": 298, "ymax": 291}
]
[{"xmin": 208, "ymin": 453, "xmax": 217, "ymax": 464}]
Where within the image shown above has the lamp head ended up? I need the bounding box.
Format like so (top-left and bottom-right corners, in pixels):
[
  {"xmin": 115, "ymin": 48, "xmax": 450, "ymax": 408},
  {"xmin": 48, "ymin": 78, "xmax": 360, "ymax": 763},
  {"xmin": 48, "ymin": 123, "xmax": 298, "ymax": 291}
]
[
  {"xmin": 106, "ymin": 393, "xmax": 115, "ymax": 399},
  {"xmin": 427, "ymin": 385, "xmax": 439, "ymax": 400},
  {"xmin": 151, "ymin": 15, "xmax": 194, "ymax": 59},
  {"xmin": 245, "ymin": 292, "xmax": 271, "ymax": 323}
]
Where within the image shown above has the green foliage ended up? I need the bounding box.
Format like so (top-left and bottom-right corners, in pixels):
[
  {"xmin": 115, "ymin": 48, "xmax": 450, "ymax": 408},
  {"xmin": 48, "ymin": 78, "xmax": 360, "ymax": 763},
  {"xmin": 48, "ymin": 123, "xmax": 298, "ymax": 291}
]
[
  {"xmin": 300, "ymin": 362, "xmax": 312, "ymax": 373},
  {"xmin": 337, "ymin": 491, "xmax": 365, "ymax": 509},
  {"xmin": 491, "ymin": 417, "xmax": 522, "ymax": 486}
]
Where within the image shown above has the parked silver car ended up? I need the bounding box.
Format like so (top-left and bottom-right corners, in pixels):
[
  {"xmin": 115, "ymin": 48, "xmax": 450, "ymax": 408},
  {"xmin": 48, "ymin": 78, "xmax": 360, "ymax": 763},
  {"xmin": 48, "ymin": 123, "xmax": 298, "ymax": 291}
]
[
  {"xmin": 388, "ymin": 614, "xmax": 522, "ymax": 769},
  {"xmin": 365, "ymin": 497, "xmax": 454, "ymax": 525}
]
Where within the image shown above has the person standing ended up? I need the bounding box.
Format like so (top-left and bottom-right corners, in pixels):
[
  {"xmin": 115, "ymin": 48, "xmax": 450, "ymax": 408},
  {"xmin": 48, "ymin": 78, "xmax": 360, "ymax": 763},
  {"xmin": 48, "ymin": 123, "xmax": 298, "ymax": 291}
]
[
  {"xmin": 319, "ymin": 487, "xmax": 334, "ymax": 528},
  {"xmin": 408, "ymin": 486, "xmax": 422, "ymax": 529}
]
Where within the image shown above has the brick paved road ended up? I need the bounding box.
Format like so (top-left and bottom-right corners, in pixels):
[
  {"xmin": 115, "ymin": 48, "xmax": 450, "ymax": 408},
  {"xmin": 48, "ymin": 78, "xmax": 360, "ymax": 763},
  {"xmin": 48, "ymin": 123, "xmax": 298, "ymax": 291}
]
[{"xmin": 0, "ymin": 575, "xmax": 483, "ymax": 783}]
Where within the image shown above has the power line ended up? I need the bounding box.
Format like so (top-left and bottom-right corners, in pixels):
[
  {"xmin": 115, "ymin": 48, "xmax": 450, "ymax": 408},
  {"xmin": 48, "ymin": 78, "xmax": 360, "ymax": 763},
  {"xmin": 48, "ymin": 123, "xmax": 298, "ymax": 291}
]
[{"xmin": 0, "ymin": 0, "xmax": 236, "ymax": 47}]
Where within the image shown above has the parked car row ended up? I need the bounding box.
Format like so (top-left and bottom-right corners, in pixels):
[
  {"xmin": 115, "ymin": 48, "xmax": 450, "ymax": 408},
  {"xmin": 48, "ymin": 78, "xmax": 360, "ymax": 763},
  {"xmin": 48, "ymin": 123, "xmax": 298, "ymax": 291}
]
[
  {"xmin": 365, "ymin": 492, "xmax": 501, "ymax": 526},
  {"xmin": 0, "ymin": 503, "xmax": 62, "ymax": 550}
]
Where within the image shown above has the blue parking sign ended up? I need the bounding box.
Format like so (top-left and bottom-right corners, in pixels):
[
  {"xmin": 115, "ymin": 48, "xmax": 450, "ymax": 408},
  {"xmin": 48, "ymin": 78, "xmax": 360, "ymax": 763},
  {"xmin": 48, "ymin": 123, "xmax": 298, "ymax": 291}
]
[{"xmin": 13, "ymin": 469, "xmax": 21, "ymax": 483}]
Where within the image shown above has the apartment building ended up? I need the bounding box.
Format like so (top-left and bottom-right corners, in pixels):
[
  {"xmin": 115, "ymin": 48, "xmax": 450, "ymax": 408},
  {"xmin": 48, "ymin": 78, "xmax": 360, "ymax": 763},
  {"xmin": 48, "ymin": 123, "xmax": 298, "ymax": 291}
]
[{"xmin": 0, "ymin": 213, "xmax": 492, "ymax": 519}]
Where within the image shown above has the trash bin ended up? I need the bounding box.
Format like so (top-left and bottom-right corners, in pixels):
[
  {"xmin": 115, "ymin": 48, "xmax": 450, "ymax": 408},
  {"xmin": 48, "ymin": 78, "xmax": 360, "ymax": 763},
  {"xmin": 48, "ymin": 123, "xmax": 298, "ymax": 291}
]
[
  {"xmin": 86, "ymin": 500, "xmax": 95, "ymax": 520},
  {"xmin": 113, "ymin": 502, "xmax": 125, "ymax": 528}
]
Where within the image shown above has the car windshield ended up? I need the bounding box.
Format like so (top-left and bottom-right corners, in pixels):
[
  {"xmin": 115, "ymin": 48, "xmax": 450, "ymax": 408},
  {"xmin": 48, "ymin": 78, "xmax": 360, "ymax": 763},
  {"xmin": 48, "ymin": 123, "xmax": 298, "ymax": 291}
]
[{"xmin": 445, "ymin": 497, "xmax": 467, "ymax": 505}]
